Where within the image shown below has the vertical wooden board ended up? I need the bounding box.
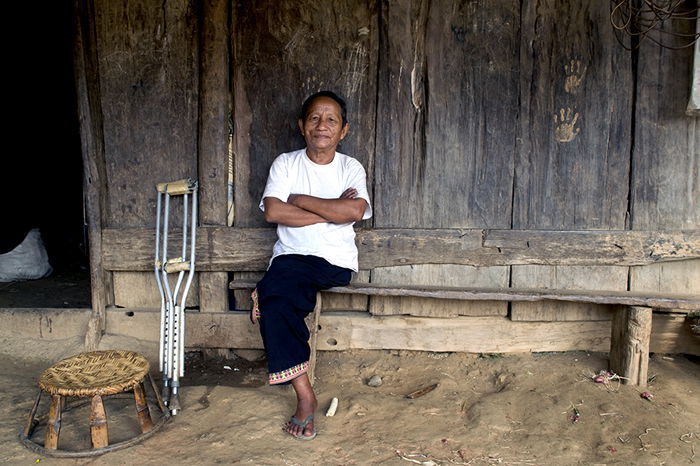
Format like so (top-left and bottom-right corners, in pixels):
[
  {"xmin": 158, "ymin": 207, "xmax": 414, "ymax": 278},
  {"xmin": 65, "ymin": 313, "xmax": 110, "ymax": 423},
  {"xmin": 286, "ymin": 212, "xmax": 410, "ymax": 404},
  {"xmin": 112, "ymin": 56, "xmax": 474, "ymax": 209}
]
[
  {"xmin": 630, "ymin": 259, "xmax": 700, "ymax": 296},
  {"xmin": 631, "ymin": 16, "xmax": 700, "ymax": 230},
  {"xmin": 375, "ymin": 0, "xmax": 519, "ymax": 229},
  {"xmin": 511, "ymin": 266, "xmax": 628, "ymax": 321},
  {"xmin": 113, "ymin": 271, "xmax": 199, "ymax": 309},
  {"xmin": 372, "ymin": 0, "xmax": 518, "ymax": 316},
  {"xmin": 323, "ymin": 270, "xmax": 370, "ymax": 311},
  {"xmin": 512, "ymin": 1, "xmax": 632, "ymax": 321},
  {"xmin": 198, "ymin": 0, "xmax": 231, "ymax": 315},
  {"xmin": 630, "ymin": 17, "xmax": 699, "ymax": 312},
  {"xmin": 514, "ymin": 0, "xmax": 632, "ymax": 230},
  {"xmin": 95, "ymin": 0, "xmax": 199, "ymax": 228},
  {"xmin": 232, "ymin": 0, "xmax": 378, "ymax": 228},
  {"xmin": 76, "ymin": 0, "xmax": 110, "ymax": 348},
  {"xmin": 369, "ymin": 265, "xmax": 508, "ymax": 317}
]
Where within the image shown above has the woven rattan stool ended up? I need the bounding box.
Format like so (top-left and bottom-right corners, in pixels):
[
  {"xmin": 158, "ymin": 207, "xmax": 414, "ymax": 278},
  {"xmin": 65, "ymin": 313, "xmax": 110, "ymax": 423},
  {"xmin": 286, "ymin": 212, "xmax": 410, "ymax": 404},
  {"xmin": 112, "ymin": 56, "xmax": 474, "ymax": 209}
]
[{"xmin": 19, "ymin": 350, "xmax": 170, "ymax": 458}]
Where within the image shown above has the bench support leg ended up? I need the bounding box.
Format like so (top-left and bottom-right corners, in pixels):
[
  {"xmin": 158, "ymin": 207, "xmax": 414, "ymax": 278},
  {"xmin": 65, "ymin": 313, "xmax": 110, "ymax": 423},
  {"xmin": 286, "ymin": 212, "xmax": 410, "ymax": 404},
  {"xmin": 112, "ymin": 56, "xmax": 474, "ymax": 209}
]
[
  {"xmin": 609, "ymin": 305, "xmax": 652, "ymax": 387},
  {"xmin": 308, "ymin": 292, "xmax": 323, "ymax": 386}
]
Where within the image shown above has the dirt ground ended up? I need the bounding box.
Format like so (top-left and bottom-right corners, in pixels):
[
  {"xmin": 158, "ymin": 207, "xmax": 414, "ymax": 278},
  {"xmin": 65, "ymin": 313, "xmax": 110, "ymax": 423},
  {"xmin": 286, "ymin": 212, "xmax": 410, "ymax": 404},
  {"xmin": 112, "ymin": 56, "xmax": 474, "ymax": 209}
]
[{"xmin": 1, "ymin": 337, "xmax": 699, "ymax": 466}]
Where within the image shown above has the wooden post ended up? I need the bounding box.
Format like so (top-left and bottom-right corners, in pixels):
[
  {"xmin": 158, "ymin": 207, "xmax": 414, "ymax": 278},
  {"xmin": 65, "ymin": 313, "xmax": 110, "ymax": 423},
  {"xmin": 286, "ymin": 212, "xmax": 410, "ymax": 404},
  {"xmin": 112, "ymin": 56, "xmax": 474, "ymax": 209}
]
[
  {"xmin": 609, "ymin": 306, "xmax": 653, "ymax": 386},
  {"xmin": 89, "ymin": 394, "xmax": 109, "ymax": 448},
  {"xmin": 44, "ymin": 395, "xmax": 62, "ymax": 449},
  {"xmin": 133, "ymin": 382, "xmax": 155, "ymax": 432},
  {"xmin": 308, "ymin": 293, "xmax": 323, "ymax": 386},
  {"xmin": 198, "ymin": 0, "xmax": 232, "ymax": 358},
  {"xmin": 74, "ymin": 0, "xmax": 109, "ymax": 351}
]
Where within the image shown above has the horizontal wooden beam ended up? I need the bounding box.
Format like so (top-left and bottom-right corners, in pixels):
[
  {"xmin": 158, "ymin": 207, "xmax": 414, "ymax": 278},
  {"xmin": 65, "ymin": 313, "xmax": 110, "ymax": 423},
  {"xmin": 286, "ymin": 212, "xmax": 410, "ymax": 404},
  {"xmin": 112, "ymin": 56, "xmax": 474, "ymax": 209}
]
[
  {"xmin": 229, "ymin": 281, "xmax": 700, "ymax": 310},
  {"xmin": 103, "ymin": 309, "xmax": 700, "ymax": 356},
  {"xmin": 102, "ymin": 227, "xmax": 700, "ymax": 271}
]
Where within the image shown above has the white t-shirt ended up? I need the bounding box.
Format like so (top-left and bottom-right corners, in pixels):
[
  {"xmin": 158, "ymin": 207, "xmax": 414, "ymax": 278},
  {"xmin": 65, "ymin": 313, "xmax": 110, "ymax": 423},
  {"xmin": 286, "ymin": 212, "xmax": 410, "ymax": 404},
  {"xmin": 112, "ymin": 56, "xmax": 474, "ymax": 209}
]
[{"xmin": 260, "ymin": 149, "xmax": 372, "ymax": 272}]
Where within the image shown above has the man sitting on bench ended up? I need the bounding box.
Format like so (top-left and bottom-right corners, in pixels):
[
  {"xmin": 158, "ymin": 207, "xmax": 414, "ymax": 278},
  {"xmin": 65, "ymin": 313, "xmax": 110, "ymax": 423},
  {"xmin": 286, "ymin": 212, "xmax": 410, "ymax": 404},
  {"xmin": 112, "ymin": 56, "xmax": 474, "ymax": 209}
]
[{"xmin": 251, "ymin": 91, "xmax": 372, "ymax": 440}]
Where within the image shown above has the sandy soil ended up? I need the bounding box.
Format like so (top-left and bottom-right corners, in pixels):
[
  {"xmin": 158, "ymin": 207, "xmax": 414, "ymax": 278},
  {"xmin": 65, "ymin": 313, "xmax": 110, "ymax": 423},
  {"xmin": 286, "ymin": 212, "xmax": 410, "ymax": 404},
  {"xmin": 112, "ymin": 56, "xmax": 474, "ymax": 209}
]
[{"xmin": 1, "ymin": 340, "xmax": 698, "ymax": 466}]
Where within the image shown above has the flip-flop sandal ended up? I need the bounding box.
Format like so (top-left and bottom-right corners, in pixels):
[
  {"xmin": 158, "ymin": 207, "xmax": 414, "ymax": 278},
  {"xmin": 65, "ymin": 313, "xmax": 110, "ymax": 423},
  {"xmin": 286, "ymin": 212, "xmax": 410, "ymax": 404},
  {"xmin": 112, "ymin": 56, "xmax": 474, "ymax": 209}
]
[
  {"xmin": 286, "ymin": 414, "xmax": 317, "ymax": 440},
  {"xmin": 250, "ymin": 289, "xmax": 261, "ymax": 324}
]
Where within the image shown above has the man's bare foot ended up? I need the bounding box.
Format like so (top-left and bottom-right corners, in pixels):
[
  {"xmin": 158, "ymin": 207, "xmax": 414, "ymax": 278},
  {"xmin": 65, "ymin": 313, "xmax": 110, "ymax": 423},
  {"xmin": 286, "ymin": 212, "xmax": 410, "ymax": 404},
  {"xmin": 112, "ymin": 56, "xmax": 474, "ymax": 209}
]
[{"xmin": 283, "ymin": 374, "xmax": 317, "ymax": 439}]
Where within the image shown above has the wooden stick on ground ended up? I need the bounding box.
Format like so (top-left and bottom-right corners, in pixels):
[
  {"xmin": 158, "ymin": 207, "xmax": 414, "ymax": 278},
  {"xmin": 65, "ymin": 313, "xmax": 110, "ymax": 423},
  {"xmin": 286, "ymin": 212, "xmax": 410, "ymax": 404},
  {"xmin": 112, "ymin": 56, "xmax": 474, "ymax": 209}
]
[{"xmin": 308, "ymin": 293, "xmax": 323, "ymax": 386}]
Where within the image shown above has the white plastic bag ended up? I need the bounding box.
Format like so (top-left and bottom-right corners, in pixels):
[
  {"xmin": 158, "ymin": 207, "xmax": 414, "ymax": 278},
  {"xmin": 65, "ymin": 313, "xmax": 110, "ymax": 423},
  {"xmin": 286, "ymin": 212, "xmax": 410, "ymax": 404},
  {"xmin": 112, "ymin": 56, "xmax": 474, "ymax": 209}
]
[{"xmin": 0, "ymin": 229, "xmax": 53, "ymax": 282}]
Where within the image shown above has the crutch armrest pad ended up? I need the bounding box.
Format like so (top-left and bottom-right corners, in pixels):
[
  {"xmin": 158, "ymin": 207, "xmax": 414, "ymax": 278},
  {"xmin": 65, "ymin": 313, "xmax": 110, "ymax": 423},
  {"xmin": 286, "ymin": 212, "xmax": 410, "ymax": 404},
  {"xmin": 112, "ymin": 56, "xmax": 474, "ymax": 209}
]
[{"xmin": 156, "ymin": 178, "xmax": 198, "ymax": 195}]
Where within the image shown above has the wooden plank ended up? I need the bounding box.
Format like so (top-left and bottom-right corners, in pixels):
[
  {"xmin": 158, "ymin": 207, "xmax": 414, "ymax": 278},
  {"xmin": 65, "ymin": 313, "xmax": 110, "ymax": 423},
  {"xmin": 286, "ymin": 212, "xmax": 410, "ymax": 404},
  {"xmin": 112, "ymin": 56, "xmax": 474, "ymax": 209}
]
[
  {"xmin": 369, "ymin": 265, "xmax": 507, "ymax": 317},
  {"xmin": 372, "ymin": 0, "xmax": 519, "ymax": 318},
  {"xmin": 513, "ymin": 0, "xmax": 633, "ymax": 325},
  {"xmin": 94, "ymin": 0, "xmax": 199, "ymax": 228},
  {"xmin": 105, "ymin": 309, "xmax": 700, "ymax": 355},
  {"xmin": 515, "ymin": 0, "xmax": 631, "ymax": 229},
  {"xmin": 631, "ymin": 12, "xmax": 700, "ymax": 231},
  {"xmin": 375, "ymin": 0, "xmax": 519, "ymax": 228},
  {"xmin": 113, "ymin": 272, "xmax": 199, "ymax": 309},
  {"xmin": 230, "ymin": 270, "xmax": 369, "ymax": 312},
  {"xmin": 609, "ymin": 306, "xmax": 652, "ymax": 387},
  {"xmin": 198, "ymin": 0, "xmax": 231, "ymax": 316},
  {"xmin": 511, "ymin": 266, "xmax": 628, "ymax": 321},
  {"xmin": 102, "ymin": 227, "xmax": 700, "ymax": 271},
  {"xmin": 630, "ymin": 259, "xmax": 700, "ymax": 319},
  {"xmin": 75, "ymin": 0, "xmax": 110, "ymax": 351},
  {"xmin": 630, "ymin": 16, "xmax": 699, "ymax": 318},
  {"xmin": 232, "ymin": 0, "xmax": 378, "ymax": 228},
  {"xmin": 230, "ymin": 280, "xmax": 700, "ymax": 310}
]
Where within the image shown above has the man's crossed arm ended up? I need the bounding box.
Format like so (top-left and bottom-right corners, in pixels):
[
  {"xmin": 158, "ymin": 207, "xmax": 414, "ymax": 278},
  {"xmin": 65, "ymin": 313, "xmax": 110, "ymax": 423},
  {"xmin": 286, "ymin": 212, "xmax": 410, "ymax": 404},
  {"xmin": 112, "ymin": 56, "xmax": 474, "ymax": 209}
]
[{"xmin": 263, "ymin": 188, "xmax": 367, "ymax": 227}]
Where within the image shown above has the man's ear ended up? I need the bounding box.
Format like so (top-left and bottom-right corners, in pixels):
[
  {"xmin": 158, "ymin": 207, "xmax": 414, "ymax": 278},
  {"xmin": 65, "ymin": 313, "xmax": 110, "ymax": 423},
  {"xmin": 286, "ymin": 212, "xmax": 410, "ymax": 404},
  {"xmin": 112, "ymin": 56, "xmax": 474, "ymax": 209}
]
[
  {"xmin": 340, "ymin": 122, "xmax": 350, "ymax": 140},
  {"xmin": 298, "ymin": 119, "xmax": 304, "ymax": 135}
]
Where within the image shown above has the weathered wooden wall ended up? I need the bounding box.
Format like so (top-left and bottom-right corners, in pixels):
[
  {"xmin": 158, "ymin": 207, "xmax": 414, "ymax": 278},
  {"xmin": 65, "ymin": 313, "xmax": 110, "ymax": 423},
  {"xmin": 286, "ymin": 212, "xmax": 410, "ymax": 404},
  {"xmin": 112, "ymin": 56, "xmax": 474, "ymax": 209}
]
[
  {"xmin": 512, "ymin": 0, "xmax": 633, "ymax": 322},
  {"xmin": 629, "ymin": 10, "xmax": 700, "ymax": 309},
  {"xmin": 75, "ymin": 1, "xmax": 699, "ymax": 351}
]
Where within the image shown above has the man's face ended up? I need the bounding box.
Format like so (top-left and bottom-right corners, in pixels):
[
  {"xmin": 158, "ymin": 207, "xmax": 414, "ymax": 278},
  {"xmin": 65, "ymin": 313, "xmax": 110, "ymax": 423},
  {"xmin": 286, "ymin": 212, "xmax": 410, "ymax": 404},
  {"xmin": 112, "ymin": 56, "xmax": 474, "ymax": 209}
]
[{"xmin": 298, "ymin": 97, "xmax": 349, "ymax": 153}]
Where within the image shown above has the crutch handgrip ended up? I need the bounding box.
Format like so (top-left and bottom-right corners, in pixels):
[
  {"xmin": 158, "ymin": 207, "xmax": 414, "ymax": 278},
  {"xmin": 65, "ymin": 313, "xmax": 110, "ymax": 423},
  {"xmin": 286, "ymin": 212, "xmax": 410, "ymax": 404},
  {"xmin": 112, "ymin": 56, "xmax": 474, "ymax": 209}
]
[{"xmin": 157, "ymin": 178, "xmax": 198, "ymax": 195}]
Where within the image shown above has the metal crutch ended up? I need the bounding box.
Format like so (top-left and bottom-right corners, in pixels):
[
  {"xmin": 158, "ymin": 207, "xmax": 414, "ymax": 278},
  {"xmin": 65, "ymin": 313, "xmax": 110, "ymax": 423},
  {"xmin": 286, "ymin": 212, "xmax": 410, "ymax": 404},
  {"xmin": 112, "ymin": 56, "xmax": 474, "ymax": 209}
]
[{"xmin": 154, "ymin": 178, "xmax": 198, "ymax": 415}]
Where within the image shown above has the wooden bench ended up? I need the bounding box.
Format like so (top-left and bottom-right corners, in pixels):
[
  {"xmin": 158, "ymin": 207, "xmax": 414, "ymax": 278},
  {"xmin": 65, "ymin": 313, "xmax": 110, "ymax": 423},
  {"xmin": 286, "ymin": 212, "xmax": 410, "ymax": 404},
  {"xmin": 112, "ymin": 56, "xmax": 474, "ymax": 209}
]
[{"xmin": 229, "ymin": 280, "xmax": 700, "ymax": 387}]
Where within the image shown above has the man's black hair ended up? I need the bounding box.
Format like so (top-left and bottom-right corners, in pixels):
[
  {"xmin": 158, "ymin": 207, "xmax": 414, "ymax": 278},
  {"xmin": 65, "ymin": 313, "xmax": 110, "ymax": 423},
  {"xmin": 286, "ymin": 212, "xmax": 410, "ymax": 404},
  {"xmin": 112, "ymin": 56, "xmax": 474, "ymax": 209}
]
[{"xmin": 301, "ymin": 90, "xmax": 348, "ymax": 125}]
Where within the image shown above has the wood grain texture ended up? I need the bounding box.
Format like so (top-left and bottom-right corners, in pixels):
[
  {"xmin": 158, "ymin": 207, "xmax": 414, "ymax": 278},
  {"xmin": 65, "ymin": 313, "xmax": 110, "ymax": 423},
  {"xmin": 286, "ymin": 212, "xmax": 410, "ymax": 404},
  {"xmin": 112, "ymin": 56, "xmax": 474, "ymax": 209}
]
[
  {"xmin": 232, "ymin": 0, "xmax": 378, "ymax": 228},
  {"xmin": 104, "ymin": 309, "xmax": 700, "ymax": 355},
  {"xmin": 630, "ymin": 15, "xmax": 699, "ymax": 318},
  {"xmin": 44, "ymin": 395, "xmax": 62, "ymax": 449},
  {"xmin": 515, "ymin": 0, "xmax": 632, "ymax": 229},
  {"xmin": 372, "ymin": 0, "xmax": 518, "ymax": 317},
  {"xmin": 113, "ymin": 271, "xmax": 199, "ymax": 309},
  {"xmin": 102, "ymin": 227, "xmax": 700, "ymax": 271},
  {"xmin": 89, "ymin": 395, "xmax": 109, "ymax": 448},
  {"xmin": 375, "ymin": 0, "xmax": 519, "ymax": 228},
  {"xmin": 631, "ymin": 12, "xmax": 700, "ymax": 231},
  {"xmin": 75, "ymin": 0, "xmax": 110, "ymax": 351},
  {"xmin": 512, "ymin": 0, "xmax": 633, "ymax": 324},
  {"xmin": 609, "ymin": 306, "xmax": 652, "ymax": 387},
  {"xmin": 369, "ymin": 264, "xmax": 507, "ymax": 317},
  {"xmin": 511, "ymin": 266, "xmax": 628, "ymax": 321},
  {"xmin": 197, "ymin": 0, "xmax": 231, "ymax": 315},
  {"xmin": 94, "ymin": 0, "xmax": 199, "ymax": 228},
  {"xmin": 229, "ymin": 280, "xmax": 700, "ymax": 310}
]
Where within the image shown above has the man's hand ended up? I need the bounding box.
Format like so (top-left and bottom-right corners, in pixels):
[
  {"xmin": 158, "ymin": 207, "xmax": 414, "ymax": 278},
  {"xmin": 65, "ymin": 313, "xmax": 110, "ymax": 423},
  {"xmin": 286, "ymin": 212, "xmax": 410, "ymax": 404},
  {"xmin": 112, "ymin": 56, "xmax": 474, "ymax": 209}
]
[{"xmin": 340, "ymin": 188, "xmax": 358, "ymax": 199}]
